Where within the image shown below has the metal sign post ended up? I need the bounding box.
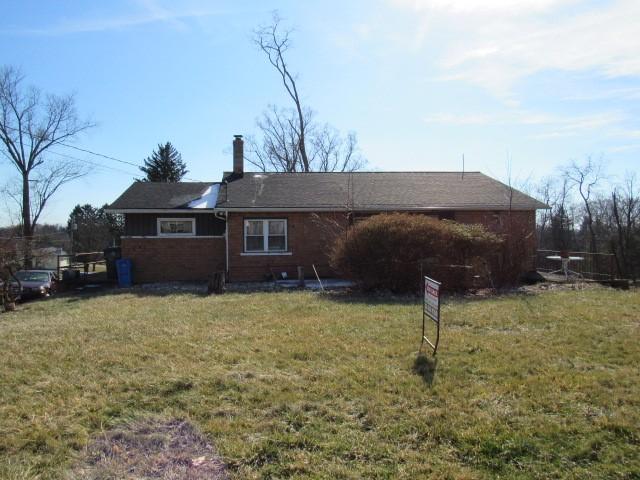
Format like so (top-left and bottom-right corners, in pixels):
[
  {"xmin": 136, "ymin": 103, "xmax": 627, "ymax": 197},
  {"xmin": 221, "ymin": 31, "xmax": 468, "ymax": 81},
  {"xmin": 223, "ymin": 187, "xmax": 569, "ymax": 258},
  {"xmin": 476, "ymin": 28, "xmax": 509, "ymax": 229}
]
[{"xmin": 421, "ymin": 275, "xmax": 441, "ymax": 355}]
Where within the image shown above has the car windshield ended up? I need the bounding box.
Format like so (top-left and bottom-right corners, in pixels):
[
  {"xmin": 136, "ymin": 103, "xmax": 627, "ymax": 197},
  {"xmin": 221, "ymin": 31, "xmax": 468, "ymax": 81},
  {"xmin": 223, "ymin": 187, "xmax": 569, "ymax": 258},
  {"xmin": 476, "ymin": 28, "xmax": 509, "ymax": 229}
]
[{"xmin": 15, "ymin": 271, "xmax": 50, "ymax": 282}]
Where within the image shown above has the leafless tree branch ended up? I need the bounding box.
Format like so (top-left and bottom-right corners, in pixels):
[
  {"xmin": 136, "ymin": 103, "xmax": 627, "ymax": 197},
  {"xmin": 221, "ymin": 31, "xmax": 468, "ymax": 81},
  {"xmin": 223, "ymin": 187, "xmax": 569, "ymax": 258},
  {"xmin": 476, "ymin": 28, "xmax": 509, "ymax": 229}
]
[
  {"xmin": 251, "ymin": 14, "xmax": 365, "ymax": 173},
  {"xmin": 0, "ymin": 65, "xmax": 94, "ymax": 266}
]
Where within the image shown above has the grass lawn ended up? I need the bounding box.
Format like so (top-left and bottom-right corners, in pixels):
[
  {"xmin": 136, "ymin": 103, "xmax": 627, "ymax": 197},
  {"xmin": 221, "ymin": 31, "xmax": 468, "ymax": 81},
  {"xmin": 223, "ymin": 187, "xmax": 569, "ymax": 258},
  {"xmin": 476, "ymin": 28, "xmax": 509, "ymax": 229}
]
[{"xmin": 0, "ymin": 287, "xmax": 639, "ymax": 479}]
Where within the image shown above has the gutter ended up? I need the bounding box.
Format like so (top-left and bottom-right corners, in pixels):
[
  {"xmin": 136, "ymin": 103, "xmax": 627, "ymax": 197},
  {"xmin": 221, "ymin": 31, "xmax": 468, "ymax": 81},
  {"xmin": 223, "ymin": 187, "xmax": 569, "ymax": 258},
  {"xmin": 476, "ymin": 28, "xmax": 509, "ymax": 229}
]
[{"xmin": 215, "ymin": 206, "xmax": 547, "ymax": 213}]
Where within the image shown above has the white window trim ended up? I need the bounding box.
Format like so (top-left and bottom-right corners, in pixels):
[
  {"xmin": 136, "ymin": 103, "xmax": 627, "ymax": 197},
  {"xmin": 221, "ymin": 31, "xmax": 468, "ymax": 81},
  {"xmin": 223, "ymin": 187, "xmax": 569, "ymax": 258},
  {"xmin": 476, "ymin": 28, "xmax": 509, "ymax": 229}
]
[
  {"xmin": 240, "ymin": 251, "xmax": 293, "ymax": 256},
  {"xmin": 157, "ymin": 217, "xmax": 196, "ymax": 237},
  {"xmin": 244, "ymin": 219, "xmax": 288, "ymax": 254}
]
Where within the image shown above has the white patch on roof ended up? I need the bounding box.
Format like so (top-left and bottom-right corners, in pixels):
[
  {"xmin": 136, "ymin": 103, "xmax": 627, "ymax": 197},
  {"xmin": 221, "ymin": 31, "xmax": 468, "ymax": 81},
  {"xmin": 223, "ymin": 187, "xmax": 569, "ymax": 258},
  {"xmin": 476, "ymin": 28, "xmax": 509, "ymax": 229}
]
[{"xmin": 187, "ymin": 184, "xmax": 220, "ymax": 209}]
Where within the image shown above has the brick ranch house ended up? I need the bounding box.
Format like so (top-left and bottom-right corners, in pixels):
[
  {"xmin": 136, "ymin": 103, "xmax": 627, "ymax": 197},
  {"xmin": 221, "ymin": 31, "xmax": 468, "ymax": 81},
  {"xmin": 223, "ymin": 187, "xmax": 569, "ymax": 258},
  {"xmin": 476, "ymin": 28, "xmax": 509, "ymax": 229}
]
[{"xmin": 107, "ymin": 136, "xmax": 547, "ymax": 283}]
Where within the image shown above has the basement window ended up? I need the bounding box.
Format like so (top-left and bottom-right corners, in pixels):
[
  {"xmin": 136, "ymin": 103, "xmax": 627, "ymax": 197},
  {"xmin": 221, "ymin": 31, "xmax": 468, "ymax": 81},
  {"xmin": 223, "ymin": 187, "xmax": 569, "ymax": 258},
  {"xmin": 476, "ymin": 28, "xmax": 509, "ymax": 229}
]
[
  {"xmin": 244, "ymin": 219, "xmax": 287, "ymax": 253},
  {"xmin": 157, "ymin": 218, "xmax": 195, "ymax": 236}
]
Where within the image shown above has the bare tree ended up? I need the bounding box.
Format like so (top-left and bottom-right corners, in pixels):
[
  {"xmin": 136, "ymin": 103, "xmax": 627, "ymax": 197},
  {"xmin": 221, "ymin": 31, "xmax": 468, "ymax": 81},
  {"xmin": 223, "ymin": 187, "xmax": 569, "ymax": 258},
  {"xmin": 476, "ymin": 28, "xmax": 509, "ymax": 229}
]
[
  {"xmin": 564, "ymin": 157, "xmax": 603, "ymax": 253},
  {"xmin": 0, "ymin": 66, "xmax": 93, "ymax": 266},
  {"xmin": 254, "ymin": 13, "xmax": 310, "ymax": 171},
  {"xmin": 245, "ymin": 105, "xmax": 311, "ymax": 172},
  {"xmin": 535, "ymin": 176, "xmax": 555, "ymax": 247},
  {"xmin": 251, "ymin": 13, "xmax": 365, "ymax": 173},
  {"xmin": 312, "ymin": 127, "xmax": 363, "ymax": 172},
  {"xmin": 611, "ymin": 172, "xmax": 639, "ymax": 278}
]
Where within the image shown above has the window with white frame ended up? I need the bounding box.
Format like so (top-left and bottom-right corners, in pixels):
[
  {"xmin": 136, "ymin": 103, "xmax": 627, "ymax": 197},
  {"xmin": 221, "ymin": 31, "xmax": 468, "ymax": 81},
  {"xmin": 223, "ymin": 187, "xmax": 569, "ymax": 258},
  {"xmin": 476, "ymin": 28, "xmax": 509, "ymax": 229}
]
[
  {"xmin": 244, "ymin": 219, "xmax": 287, "ymax": 253},
  {"xmin": 157, "ymin": 218, "xmax": 195, "ymax": 236}
]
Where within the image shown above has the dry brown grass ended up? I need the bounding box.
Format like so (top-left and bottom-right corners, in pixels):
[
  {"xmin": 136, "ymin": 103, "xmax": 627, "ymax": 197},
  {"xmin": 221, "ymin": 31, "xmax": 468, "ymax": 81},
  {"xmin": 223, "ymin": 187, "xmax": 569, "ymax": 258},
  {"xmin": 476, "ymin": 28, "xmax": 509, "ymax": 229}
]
[
  {"xmin": 0, "ymin": 286, "xmax": 638, "ymax": 479},
  {"xmin": 68, "ymin": 417, "xmax": 227, "ymax": 479}
]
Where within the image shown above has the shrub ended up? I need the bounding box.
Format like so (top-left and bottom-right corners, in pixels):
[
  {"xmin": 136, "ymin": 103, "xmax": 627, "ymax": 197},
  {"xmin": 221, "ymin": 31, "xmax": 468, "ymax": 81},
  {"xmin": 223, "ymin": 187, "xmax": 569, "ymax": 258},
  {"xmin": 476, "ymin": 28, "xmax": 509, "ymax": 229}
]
[{"xmin": 330, "ymin": 213, "xmax": 502, "ymax": 292}]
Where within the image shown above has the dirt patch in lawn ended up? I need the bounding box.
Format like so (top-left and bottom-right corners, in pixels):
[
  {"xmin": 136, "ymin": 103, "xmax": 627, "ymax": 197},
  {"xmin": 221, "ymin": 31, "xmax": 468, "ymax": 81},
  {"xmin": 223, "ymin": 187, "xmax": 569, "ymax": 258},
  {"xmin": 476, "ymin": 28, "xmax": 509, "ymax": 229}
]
[{"xmin": 69, "ymin": 417, "xmax": 227, "ymax": 479}]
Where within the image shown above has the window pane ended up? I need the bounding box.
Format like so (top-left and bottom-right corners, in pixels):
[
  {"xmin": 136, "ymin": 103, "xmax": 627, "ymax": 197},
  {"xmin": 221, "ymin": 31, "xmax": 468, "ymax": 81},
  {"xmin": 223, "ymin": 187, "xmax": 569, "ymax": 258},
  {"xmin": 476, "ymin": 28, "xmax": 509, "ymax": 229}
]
[
  {"xmin": 246, "ymin": 236, "xmax": 264, "ymax": 251},
  {"xmin": 246, "ymin": 220, "xmax": 263, "ymax": 235},
  {"xmin": 268, "ymin": 235, "xmax": 286, "ymax": 251},
  {"xmin": 268, "ymin": 220, "xmax": 285, "ymax": 235},
  {"xmin": 160, "ymin": 220, "xmax": 193, "ymax": 234}
]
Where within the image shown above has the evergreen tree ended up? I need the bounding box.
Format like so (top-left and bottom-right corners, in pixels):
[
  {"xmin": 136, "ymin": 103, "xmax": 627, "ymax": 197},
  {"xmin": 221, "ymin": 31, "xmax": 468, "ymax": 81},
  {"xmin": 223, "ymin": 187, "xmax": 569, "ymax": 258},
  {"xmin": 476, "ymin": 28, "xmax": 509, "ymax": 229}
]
[
  {"xmin": 67, "ymin": 204, "xmax": 123, "ymax": 252},
  {"xmin": 139, "ymin": 142, "xmax": 187, "ymax": 182}
]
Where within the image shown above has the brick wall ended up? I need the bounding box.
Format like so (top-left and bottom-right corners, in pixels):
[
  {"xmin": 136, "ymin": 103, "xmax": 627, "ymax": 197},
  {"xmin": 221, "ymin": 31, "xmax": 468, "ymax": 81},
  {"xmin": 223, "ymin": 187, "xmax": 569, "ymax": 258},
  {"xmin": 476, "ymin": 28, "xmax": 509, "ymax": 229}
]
[
  {"xmin": 121, "ymin": 237, "xmax": 225, "ymax": 283},
  {"xmin": 228, "ymin": 210, "xmax": 537, "ymax": 282},
  {"xmin": 227, "ymin": 212, "xmax": 348, "ymax": 282},
  {"xmin": 455, "ymin": 210, "xmax": 537, "ymax": 269},
  {"xmin": 122, "ymin": 210, "xmax": 537, "ymax": 283}
]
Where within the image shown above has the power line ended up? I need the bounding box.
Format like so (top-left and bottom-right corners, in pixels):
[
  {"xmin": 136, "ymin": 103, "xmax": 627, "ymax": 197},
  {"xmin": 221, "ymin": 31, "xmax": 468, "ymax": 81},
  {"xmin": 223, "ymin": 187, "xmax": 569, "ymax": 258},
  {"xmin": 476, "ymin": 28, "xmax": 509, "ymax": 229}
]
[
  {"xmin": 49, "ymin": 150, "xmax": 140, "ymax": 177},
  {"xmin": 58, "ymin": 142, "xmax": 141, "ymax": 169},
  {"xmin": 57, "ymin": 142, "xmax": 203, "ymax": 182},
  {"xmin": 1, "ymin": 124, "xmax": 204, "ymax": 181}
]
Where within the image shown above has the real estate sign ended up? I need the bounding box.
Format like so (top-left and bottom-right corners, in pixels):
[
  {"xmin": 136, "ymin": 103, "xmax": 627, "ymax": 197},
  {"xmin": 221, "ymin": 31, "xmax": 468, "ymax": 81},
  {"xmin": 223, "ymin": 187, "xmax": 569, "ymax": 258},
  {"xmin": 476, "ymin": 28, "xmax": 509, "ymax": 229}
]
[
  {"xmin": 424, "ymin": 276, "xmax": 440, "ymax": 322},
  {"xmin": 421, "ymin": 275, "xmax": 441, "ymax": 355}
]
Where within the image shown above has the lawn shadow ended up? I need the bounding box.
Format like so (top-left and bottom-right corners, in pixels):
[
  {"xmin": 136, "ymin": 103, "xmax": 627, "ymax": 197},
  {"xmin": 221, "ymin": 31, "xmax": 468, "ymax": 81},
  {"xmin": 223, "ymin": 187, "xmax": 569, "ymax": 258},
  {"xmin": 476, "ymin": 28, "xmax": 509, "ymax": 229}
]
[
  {"xmin": 322, "ymin": 291, "xmax": 422, "ymax": 307},
  {"xmin": 413, "ymin": 354, "xmax": 438, "ymax": 386},
  {"xmin": 323, "ymin": 287, "xmax": 538, "ymax": 308},
  {"xmin": 53, "ymin": 283, "xmax": 209, "ymax": 304}
]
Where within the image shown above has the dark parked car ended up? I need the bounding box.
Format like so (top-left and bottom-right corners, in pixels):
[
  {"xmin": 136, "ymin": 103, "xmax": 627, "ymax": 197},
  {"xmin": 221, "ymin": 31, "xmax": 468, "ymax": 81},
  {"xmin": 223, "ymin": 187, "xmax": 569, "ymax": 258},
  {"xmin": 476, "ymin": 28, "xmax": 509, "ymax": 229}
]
[{"xmin": 11, "ymin": 270, "xmax": 58, "ymax": 299}]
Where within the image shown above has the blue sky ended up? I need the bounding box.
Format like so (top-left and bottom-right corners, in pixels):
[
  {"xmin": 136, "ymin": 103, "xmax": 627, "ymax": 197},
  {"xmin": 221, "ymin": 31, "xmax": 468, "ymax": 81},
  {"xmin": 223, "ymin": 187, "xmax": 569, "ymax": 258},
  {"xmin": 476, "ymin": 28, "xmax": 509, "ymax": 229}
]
[{"xmin": 1, "ymin": 0, "xmax": 639, "ymax": 226}]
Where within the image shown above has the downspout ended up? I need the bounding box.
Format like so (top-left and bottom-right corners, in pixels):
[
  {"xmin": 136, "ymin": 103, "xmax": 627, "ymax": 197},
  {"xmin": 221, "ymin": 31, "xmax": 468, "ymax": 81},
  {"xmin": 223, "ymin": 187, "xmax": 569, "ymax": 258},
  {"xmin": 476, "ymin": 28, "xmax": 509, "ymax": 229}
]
[
  {"xmin": 214, "ymin": 210, "xmax": 229, "ymax": 278},
  {"xmin": 225, "ymin": 211, "xmax": 229, "ymax": 278}
]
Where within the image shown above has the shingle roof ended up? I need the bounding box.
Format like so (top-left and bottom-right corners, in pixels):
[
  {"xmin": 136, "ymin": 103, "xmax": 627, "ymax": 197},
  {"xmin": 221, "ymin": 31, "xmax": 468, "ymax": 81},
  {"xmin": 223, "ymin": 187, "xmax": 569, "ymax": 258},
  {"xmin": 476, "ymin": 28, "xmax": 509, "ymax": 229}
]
[
  {"xmin": 216, "ymin": 172, "xmax": 547, "ymax": 210},
  {"xmin": 108, "ymin": 172, "xmax": 547, "ymax": 211},
  {"xmin": 108, "ymin": 182, "xmax": 214, "ymax": 210}
]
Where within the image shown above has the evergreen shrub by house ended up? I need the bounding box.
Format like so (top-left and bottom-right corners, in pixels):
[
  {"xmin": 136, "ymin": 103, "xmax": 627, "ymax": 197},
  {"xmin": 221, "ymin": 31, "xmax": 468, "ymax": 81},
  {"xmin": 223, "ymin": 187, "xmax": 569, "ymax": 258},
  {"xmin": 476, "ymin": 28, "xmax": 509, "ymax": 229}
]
[{"xmin": 330, "ymin": 213, "xmax": 502, "ymax": 292}]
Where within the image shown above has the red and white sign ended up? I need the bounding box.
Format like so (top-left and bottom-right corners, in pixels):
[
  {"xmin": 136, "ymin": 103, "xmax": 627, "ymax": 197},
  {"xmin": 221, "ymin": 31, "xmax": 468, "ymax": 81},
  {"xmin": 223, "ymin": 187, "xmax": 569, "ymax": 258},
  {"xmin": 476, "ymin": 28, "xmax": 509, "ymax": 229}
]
[{"xmin": 424, "ymin": 276, "xmax": 440, "ymax": 322}]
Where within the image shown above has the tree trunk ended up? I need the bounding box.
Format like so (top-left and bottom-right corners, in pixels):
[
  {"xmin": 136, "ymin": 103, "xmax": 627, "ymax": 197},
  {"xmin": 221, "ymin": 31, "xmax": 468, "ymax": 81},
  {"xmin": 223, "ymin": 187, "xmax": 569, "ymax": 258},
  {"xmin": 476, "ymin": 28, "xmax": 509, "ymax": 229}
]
[
  {"xmin": 296, "ymin": 107, "xmax": 310, "ymax": 172},
  {"xmin": 207, "ymin": 271, "xmax": 225, "ymax": 294},
  {"xmin": 22, "ymin": 172, "xmax": 33, "ymax": 268}
]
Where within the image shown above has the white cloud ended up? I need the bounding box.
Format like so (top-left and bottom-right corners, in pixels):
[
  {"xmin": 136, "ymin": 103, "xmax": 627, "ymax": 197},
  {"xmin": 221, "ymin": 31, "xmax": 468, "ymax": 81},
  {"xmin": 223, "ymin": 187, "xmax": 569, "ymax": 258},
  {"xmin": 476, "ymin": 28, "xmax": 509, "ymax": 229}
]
[
  {"xmin": 422, "ymin": 112, "xmax": 495, "ymax": 124},
  {"xmin": 608, "ymin": 144, "xmax": 640, "ymax": 153},
  {"xmin": 563, "ymin": 87, "xmax": 640, "ymax": 101},
  {"xmin": 423, "ymin": 109, "xmax": 626, "ymax": 137},
  {"xmin": 393, "ymin": 0, "xmax": 577, "ymax": 15},
  {"xmin": 0, "ymin": 1, "xmax": 225, "ymax": 35},
  {"xmin": 391, "ymin": 0, "xmax": 640, "ymax": 95}
]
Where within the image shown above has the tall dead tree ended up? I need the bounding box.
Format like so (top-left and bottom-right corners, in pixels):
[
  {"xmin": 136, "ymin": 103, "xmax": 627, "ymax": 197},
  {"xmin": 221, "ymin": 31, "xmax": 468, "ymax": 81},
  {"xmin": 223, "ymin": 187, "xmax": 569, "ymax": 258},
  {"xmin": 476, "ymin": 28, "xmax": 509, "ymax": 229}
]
[
  {"xmin": 564, "ymin": 157, "xmax": 602, "ymax": 253},
  {"xmin": 0, "ymin": 66, "xmax": 93, "ymax": 266},
  {"xmin": 251, "ymin": 13, "xmax": 365, "ymax": 173},
  {"xmin": 254, "ymin": 13, "xmax": 310, "ymax": 171}
]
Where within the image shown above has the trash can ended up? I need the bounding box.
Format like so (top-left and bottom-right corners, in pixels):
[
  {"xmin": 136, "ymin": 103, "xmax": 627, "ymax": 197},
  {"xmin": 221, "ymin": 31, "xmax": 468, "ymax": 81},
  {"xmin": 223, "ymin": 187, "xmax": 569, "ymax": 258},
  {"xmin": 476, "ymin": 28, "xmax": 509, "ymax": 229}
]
[
  {"xmin": 104, "ymin": 247, "xmax": 122, "ymax": 281},
  {"xmin": 115, "ymin": 258, "xmax": 133, "ymax": 287},
  {"xmin": 62, "ymin": 269, "xmax": 80, "ymax": 283}
]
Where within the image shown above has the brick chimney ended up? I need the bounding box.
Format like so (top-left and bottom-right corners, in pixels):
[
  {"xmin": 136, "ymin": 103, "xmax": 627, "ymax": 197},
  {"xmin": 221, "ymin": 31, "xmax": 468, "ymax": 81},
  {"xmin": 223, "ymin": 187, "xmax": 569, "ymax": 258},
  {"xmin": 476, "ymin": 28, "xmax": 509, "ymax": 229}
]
[{"xmin": 233, "ymin": 135, "xmax": 244, "ymax": 177}]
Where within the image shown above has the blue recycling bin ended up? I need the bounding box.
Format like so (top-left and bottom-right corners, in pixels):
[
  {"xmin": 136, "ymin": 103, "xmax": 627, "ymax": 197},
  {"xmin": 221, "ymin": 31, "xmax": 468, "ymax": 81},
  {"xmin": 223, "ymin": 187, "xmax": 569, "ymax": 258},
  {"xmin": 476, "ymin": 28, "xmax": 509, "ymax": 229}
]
[{"xmin": 115, "ymin": 258, "xmax": 133, "ymax": 287}]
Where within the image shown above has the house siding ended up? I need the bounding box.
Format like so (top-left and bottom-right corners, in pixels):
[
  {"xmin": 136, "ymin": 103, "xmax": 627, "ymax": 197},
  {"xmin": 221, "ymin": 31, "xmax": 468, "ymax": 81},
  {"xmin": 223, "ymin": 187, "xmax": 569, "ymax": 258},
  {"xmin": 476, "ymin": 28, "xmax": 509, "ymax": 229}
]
[{"xmin": 124, "ymin": 213, "xmax": 225, "ymax": 237}]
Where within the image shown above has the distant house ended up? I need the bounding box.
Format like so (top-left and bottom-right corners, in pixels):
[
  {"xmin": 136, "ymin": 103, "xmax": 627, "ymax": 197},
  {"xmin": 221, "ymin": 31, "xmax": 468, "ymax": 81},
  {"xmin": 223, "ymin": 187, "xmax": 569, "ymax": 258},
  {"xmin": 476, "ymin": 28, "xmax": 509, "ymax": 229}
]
[{"xmin": 107, "ymin": 136, "xmax": 546, "ymax": 283}]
